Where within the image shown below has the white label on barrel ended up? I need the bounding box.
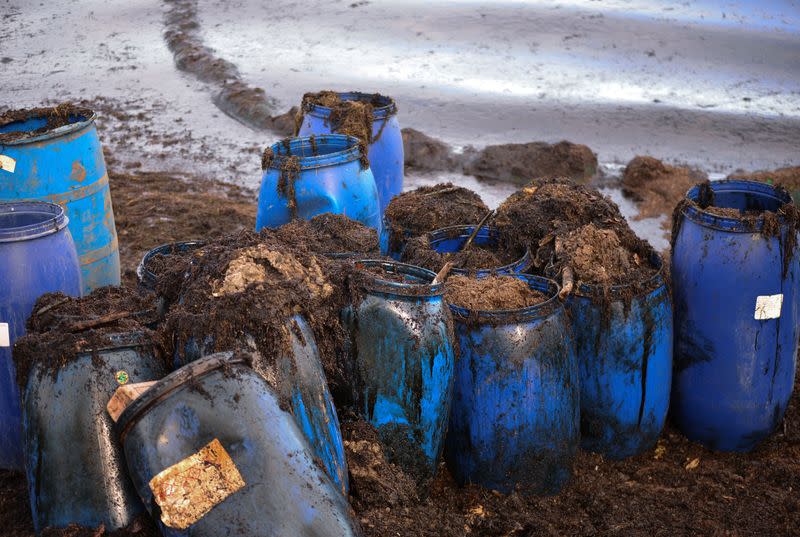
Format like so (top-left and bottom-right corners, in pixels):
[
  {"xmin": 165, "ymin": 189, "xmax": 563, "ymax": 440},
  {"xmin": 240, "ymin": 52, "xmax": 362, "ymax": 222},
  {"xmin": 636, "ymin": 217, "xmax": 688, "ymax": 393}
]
[
  {"xmin": 0, "ymin": 323, "xmax": 8, "ymax": 347},
  {"xmin": 0, "ymin": 155, "xmax": 16, "ymax": 173},
  {"xmin": 755, "ymin": 294, "xmax": 783, "ymax": 320}
]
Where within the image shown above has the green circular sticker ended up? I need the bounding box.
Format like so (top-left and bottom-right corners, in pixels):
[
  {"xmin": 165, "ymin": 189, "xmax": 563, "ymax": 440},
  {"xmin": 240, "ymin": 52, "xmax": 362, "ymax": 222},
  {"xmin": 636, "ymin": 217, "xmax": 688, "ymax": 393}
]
[{"xmin": 115, "ymin": 370, "xmax": 129, "ymax": 385}]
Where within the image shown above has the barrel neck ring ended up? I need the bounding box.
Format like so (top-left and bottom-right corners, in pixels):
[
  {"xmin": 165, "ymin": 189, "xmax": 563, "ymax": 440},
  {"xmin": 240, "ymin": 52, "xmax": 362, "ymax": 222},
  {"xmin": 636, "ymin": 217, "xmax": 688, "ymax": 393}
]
[
  {"xmin": 266, "ymin": 134, "xmax": 363, "ymax": 172},
  {"xmin": 0, "ymin": 202, "xmax": 69, "ymax": 243},
  {"xmin": 304, "ymin": 92, "xmax": 398, "ymax": 121},
  {"xmin": 353, "ymin": 259, "xmax": 444, "ymax": 298}
]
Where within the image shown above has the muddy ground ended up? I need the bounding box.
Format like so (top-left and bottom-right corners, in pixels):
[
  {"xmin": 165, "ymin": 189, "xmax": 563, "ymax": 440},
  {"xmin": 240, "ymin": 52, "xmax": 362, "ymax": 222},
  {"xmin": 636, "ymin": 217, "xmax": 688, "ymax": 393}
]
[{"xmin": 0, "ymin": 162, "xmax": 797, "ymax": 536}]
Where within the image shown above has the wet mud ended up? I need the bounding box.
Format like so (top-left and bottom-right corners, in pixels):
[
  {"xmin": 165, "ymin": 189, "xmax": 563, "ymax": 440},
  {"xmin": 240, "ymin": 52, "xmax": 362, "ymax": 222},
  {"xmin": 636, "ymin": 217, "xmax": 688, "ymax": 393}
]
[
  {"xmin": 0, "ymin": 104, "xmax": 93, "ymax": 144},
  {"xmin": 401, "ymin": 128, "xmax": 459, "ymax": 172},
  {"xmin": 622, "ymin": 155, "xmax": 708, "ymax": 221},
  {"xmin": 445, "ymin": 275, "xmax": 547, "ymax": 311},
  {"xmin": 728, "ymin": 166, "xmax": 800, "ymax": 195}
]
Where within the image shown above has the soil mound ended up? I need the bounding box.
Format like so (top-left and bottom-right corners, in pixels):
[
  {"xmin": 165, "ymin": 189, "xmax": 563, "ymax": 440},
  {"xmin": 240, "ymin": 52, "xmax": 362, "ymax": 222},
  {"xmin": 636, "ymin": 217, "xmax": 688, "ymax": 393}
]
[
  {"xmin": 384, "ymin": 183, "xmax": 489, "ymax": 252},
  {"xmin": 401, "ymin": 128, "xmax": 458, "ymax": 172},
  {"xmin": 0, "ymin": 104, "xmax": 93, "ymax": 144},
  {"xmin": 622, "ymin": 156, "xmax": 707, "ymax": 220},
  {"xmin": 728, "ymin": 166, "xmax": 800, "ymax": 194},
  {"xmin": 275, "ymin": 213, "xmax": 379, "ymax": 255},
  {"xmin": 463, "ymin": 141, "xmax": 597, "ymax": 185},
  {"xmin": 560, "ymin": 224, "xmax": 647, "ymax": 287},
  {"xmin": 445, "ymin": 275, "xmax": 547, "ymax": 311},
  {"xmin": 12, "ymin": 287, "xmax": 163, "ymax": 390},
  {"xmin": 400, "ymin": 235, "xmax": 512, "ymax": 273}
]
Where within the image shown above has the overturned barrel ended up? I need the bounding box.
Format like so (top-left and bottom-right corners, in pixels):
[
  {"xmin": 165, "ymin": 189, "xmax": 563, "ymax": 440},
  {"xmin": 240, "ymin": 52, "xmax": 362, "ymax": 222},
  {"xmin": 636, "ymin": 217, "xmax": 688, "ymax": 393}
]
[
  {"xmin": 0, "ymin": 202, "xmax": 81, "ymax": 470},
  {"xmin": 0, "ymin": 105, "xmax": 121, "ymax": 293},
  {"xmin": 297, "ymin": 92, "xmax": 403, "ymax": 214},
  {"xmin": 672, "ymin": 180, "xmax": 800, "ymax": 452},
  {"xmin": 117, "ymin": 352, "xmax": 359, "ymax": 537},
  {"xmin": 256, "ymin": 134, "xmax": 381, "ymax": 232},
  {"xmin": 344, "ymin": 260, "xmax": 455, "ymax": 484},
  {"xmin": 444, "ymin": 274, "xmax": 579, "ymax": 495},
  {"xmin": 567, "ymin": 256, "xmax": 672, "ymax": 459},
  {"xmin": 20, "ymin": 331, "xmax": 167, "ymax": 532}
]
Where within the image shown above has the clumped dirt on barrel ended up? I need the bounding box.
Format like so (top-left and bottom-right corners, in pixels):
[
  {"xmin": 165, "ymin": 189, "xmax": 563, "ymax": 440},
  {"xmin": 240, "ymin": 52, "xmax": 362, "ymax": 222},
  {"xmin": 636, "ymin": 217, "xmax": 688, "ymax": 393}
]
[
  {"xmin": 12, "ymin": 287, "xmax": 164, "ymax": 389},
  {"xmin": 0, "ymin": 103, "xmax": 93, "ymax": 144},
  {"xmin": 622, "ymin": 156, "xmax": 707, "ymax": 220},
  {"xmin": 275, "ymin": 213, "xmax": 379, "ymax": 255},
  {"xmin": 384, "ymin": 184, "xmax": 489, "ymax": 253},
  {"xmin": 445, "ymin": 275, "xmax": 547, "ymax": 311},
  {"xmin": 39, "ymin": 516, "xmax": 160, "ymax": 537},
  {"xmin": 401, "ymin": 235, "xmax": 512, "ymax": 273}
]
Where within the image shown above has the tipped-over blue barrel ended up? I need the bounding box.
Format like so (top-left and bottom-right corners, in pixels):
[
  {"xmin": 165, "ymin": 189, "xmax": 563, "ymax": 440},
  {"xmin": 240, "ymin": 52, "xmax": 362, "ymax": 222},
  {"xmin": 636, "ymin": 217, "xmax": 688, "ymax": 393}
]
[
  {"xmin": 567, "ymin": 256, "xmax": 672, "ymax": 460},
  {"xmin": 672, "ymin": 180, "xmax": 800, "ymax": 452},
  {"xmin": 345, "ymin": 260, "xmax": 455, "ymax": 483},
  {"xmin": 0, "ymin": 107, "xmax": 121, "ymax": 293},
  {"xmin": 426, "ymin": 225, "xmax": 531, "ymax": 276},
  {"xmin": 0, "ymin": 202, "xmax": 81, "ymax": 470},
  {"xmin": 298, "ymin": 92, "xmax": 403, "ymax": 214},
  {"xmin": 256, "ymin": 135, "xmax": 381, "ymax": 233},
  {"xmin": 22, "ymin": 332, "xmax": 167, "ymax": 533},
  {"xmin": 175, "ymin": 315, "xmax": 348, "ymax": 494},
  {"xmin": 445, "ymin": 275, "xmax": 579, "ymax": 495},
  {"xmin": 117, "ymin": 352, "xmax": 359, "ymax": 537}
]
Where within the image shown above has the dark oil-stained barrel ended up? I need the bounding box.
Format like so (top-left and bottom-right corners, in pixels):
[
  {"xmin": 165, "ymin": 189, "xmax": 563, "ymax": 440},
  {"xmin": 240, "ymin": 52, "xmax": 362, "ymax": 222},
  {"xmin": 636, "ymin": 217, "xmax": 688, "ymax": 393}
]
[
  {"xmin": 344, "ymin": 260, "xmax": 455, "ymax": 484},
  {"xmin": 117, "ymin": 352, "xmax": 359, "ymax": 537},
  {"xmin": 0, "ymin": 107, "xmax": 121, "ymax": 294},
  {"xmin": 22, "ymin": 332, "xmax": 167, "ymax": 532},
  {"xmin": 444, "ymin": 275, "xmax": 579, "ymax": 495},
  {"xmin": 566, "ymin": 257, "xmax": 672, "ymax": 459},
  {"xmin": 0, "ymin": 202, "xmax": 81, "ymax": 470},
  {"xmin": 671, "ymin": 180, "xmax": 800, "ymax": 451},
  {"xmin": 426, "ymin": 225, "xmax": 531, "ymax": 276}
]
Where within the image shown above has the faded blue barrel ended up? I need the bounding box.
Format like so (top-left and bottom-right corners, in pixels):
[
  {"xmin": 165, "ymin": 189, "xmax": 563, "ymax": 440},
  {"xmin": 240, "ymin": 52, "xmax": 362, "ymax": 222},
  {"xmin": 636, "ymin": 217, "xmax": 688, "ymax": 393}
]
[
  {"xmin": 0, "ymin": 107, "xmax": 121, "ymax": 293},
  {"xmin": 344, "ymin": 260, "xmax": 455, "ymax": 483},
  {"xmin": 672, "ymin": 180, "xmax": 800, "ymax": 452},
  {"xmin": 566, "ymin": 257, "xmax": 672, "ymax": 459},
  {"xmin": 425, "ymin": 225, "xmax": 531, "ymax": 276},
  {"xmin": 445, "ymin": 275, "xmax": 579, "ymax": 495},
  {"xmin": 117, "ymin": 352, "xmax": 359, "ymax": 537},
  {"xmin": 22, "ymin": 332, "xmax": 167, "ymax": 532},
  {"xmin": 0, "ymin": 202, "xmax": 81, "ymax": 470},
  {"xmin": 297, "ymin": 92, "xmax": 403, "ymax": 214},
  {"xmin": 256, "ymin": 135, "xmax": 381, "ymax": 233},
  {"xmin": 175, "ymin": 315, "xmax": 348, "ymax": 494}
]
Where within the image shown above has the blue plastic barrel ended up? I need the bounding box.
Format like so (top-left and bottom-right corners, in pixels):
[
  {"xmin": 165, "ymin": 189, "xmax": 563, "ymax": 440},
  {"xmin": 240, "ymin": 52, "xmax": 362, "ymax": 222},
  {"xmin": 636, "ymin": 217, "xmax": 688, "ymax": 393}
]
[
  {"xmin": 445, "ymin": 275, "xmax": 579, "ymax": 495},
  {"xmin": 256, "ymin": 135, "xmax": 381, "ymax": 232},
  {"xmin": 567, "ymin": 257, "xmax": 672, "ymax": 459},
  {"xmin": 0, "ymin": 108, "xmax": 121, "ymax": 293},
  {"xmin": 672, "ymin": 180, "xmax": 800, "ymax": 452},
  {"xmin": 425, "ymin": 225, "xmax": 531, "ymax": 276},
  {"xmin": 344, "ymin": 260, "xmax": 455, "ymax": 483},
  {"xmin": 117, "ymin": 352, "xmax": 358, "ymax": 537},
  {"xmin": 297, "ymin": 92, "xmax": 403, "ymax": 214},
  {"xmin": 22, "ymin": 332, "xmax": 167, "ymax": 532},
  {"xmin": 0, "ymin": 202, "xmax": 81, "ymax": 470},
  {"xmin": 174, "ymin": 315, "xmax": 349, "ymax": 494}
]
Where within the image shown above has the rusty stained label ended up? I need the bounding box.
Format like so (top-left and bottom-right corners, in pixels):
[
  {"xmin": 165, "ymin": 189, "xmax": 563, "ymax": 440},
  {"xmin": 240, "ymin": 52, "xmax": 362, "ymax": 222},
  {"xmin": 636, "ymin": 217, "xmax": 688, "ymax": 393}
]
[{"xmin": 149, "ymin": 438, "xmax": 245, "ymax": 530}]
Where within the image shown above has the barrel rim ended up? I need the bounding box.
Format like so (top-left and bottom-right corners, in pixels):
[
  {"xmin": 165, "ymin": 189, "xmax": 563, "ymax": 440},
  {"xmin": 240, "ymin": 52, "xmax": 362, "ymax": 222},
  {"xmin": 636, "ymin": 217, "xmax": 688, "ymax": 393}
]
[
  {"xmin": 681, "ymin": 179, "xmax": 793, "ymax": 233},
  {"xmin": 136, "ymin": 240, "xmax": 206, "ymax": 290},
  {"xmin": 572, "ymin": 252, "xmax": 665, "ymax": 299},
  {"xmin": 447, "ymin": 274, "xmax": 562, "ymax": 322},
  {"xmin": 0, "ymin": 111, "xmax": 96, "ymax": 146},
  {"xmin": 427, "ymin": 224, "xmax": 532, "ymax": 276},
  {"xmin": 0, "ymin": 201, "xmax": 69, "ymax": 243},
  {"xmin": 266, "ymin": 134, "xmax": 364, "ymax": 171},
  {"xmin": 352, "ymin": 259, "xmax": 444, "ymax": 297},
  {"xmin": 117, "ymin": 352, "xmax": 245, "ymax": 442},
  {"xmin": 304, "ymin": 92, "xmax": 398, "ymax": 120}
]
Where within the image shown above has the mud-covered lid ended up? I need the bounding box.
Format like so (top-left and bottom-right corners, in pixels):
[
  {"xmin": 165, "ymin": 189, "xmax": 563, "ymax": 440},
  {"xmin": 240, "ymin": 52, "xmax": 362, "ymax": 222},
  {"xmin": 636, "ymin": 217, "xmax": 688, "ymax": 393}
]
[
  {"xmin": 446, "ymin": 274, "xmax": 561, "ymax": 323},
  {"xmin": 352, "ymin": 259, "xmax": 444, "ymax": 298},
  {"xmin": 0, "ymin": 201, "xmax": 69, "ymax": 243},
  {"xmin": 0, "ymin": 104, "xmax": 95, "ymax": 145},
  {"xmin": 116, "ymin": 352, "xmax": 247, "ymax": 442}
]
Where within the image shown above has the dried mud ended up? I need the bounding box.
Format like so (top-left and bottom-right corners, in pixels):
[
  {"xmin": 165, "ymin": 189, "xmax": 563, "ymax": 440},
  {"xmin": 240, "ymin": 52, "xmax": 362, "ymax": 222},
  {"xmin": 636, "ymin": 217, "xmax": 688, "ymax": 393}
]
[
  {"xmin": 401, "ymin": 128, "xmax": 459, "ymax": 172},
  {"xmin": 401, "ymin": 235, "xmax": 512, "ymax": 273},
  {"xmin": 622, "ymin": 155, "xmax": 708, "ymax": 221},
  {"xmin": 0, "ymin": 103, "xmax": 93, "ymax": 144},
  {"xmin": 445, "ymin": 275, "xmax": 547, "ymax": 311}
]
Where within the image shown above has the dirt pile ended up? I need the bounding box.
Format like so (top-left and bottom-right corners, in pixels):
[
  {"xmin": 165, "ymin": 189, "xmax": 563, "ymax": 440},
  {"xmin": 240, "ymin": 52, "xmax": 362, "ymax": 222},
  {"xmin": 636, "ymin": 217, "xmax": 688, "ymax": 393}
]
[
  {"xmin": 559, "ymin": 224, "xmax": 645, "ymax": 287},
  {"xmin": 445, "ymin": 275, "xmax": 547, "ymax": 311},
  {"xmin": 622, "ymin": 156, "xmax": 707, "ymax": 219},
  {"xmin": 384, "ymin": 183, "xmax": 489, "ymax": 253},
  {"xmin": 463, "ymin": 141, "xmax": 597, "ymax": 184},
  {"xmin": 274, "ymin": 213, "xmax": 379, "ymax": 255},
  {"xmin": 728, "ymin": 166, "xmax": 800, "ymax": 195},
  {"xmin": 0, "ymin": 104, "xmax": 93, "ymax": 144},
  {"xmin": 401, "ymin": 235, "xmax": 513, "ymax": 273},
  {"xmin": 401, "ymin": 128, "xmax": 459, "ymax": 172}
]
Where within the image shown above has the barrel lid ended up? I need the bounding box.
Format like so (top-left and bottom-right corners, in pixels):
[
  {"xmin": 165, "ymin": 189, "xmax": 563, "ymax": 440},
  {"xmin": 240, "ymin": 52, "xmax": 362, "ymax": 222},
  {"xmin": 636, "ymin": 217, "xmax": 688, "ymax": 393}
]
[
  {"xmin": 0, "ymin": 202, "xmax": 69, "ymax": 243},
  {"xmin": 353, "ymin": 259, "xmax": 444, "ymax": 297},
  {"xmin": 116, "ymin": 352, "xmax": 246, "ymax": 442},
  {"xmin": 448, "ymin": 274, "xmax": 562, "ymax": 323}
]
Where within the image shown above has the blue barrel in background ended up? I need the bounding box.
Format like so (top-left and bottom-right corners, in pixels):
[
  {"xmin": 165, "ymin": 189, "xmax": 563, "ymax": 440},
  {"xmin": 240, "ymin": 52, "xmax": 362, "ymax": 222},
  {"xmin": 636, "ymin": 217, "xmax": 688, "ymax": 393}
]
[
  {"xmin": 344, "ymin": 260, "xmax": 455, "ymax": 483},
  {"xmin": 174, "ymin": 315, "xmax": 349, "ymax": 494},
  {"xmin": 117, "ymin": 352, "xmax": 359, "ymax": 537},
  {"xmin": 0, "ymin": 202, "xmax": 81, "ymax": 470},
  {"xmin": 425, "ymin": 225, "xmax": 531, "ymax": 276},
  {"xmin": 567, "ymin": 257, "xmax": 672, "ymax": 460},
  {"xmin": 445, "ymin": 275, "xmax": 579, "ymax": 495},
  {"xmin": 297, "ymin": 92, "xmax": 403, "ymax": 214},
  {"xmin": 672, "ymin": 180, "xmax": 800, "ymax": 452},
  {"xmin": 0, "ymin": 108, "xmax": 121, "ymax": 294},
  {"xmin": 22, "ymin": 332, "xmax": 166, "ymax": 533},
  {"xmin": 256, "ymin": 134, "xmax": 381, "ymax": 232}
]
